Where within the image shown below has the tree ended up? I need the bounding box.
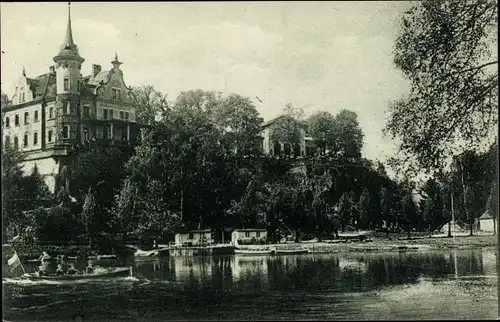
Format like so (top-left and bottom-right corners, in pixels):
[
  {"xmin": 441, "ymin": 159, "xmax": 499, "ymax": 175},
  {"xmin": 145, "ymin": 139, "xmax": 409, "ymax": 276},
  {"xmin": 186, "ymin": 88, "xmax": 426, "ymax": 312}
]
[
  {"xmin": 131, "ymin": 85, "xmax": 170, "ymax": 125},
  {"xmin": 307, "ymin": 111, "xmax": 337, "ymax": 155},
  {"xmin": 209, "ymin": 93, "xmax": 264, "ymax": 155},
  {"xmin": 401, "ymin": 194, "xmax": 418, "ymax": 238},
  {"xmin": 81, "ymin": 188, "xmax": 97, "ymax": 249},
  {"xmin": 358, "ymin": 188, "xmax": 371, "ymax": 230},
  {"xmin": 464, "ymin": 185, "xmax": 476, "ymax": 236},
  {"xmin": 2, "ymin": 146, "xmax": 51, "ymax": 240},
  {"xmin": 486, "ymin": 178, "xmax": 498, "ymax": 233},
  {"xmin": 380, "ymin": 187, "xmax": 391, "ymax": 236},
  {"xmin": 386, "ymin": 0, "xmax": 498, "ymax": 172},
  {"xmin": 111, "ymin": 178, "xmax": 138, "ymax": 236},
  {"xmin": 60, "ymin": 144, "xmax": 133, "ymax": 220},
  {"xmin": 421, "ymin": 178, "xmax": 446, "ymax": 231},
  {"xmin": 270, "ymin": 103, "xmax": 305, "ymax": 152},
  {"xmin": 2, "ymin": 144, "xmax": 27, "ymax": 238},
  {"xmin": 334, "ymin": 110, "xmax": 364, "ymax": 159},
  {"xmin": 337, "ymin": 192, "xmax": 353, "ymax": 232}
]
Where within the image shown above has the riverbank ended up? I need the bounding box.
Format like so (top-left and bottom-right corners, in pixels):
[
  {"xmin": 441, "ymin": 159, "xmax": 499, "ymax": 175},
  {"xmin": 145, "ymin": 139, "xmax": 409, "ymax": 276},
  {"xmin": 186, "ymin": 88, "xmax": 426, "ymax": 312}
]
[
  {"xmin": 255, "ymin": 234, "xmax": 498, "ymax": 254},
  {"xmin": 4, "ymin": 233, "xmax": 496, "ymax": 259}
]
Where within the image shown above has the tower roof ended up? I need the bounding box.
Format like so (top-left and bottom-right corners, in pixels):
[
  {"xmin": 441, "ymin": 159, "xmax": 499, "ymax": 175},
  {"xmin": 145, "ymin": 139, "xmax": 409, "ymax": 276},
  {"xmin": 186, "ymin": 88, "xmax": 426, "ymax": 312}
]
[
  {"xmin": 111, "ymin": 52, "xmax": 123, "ymax": 67},
  {"xmin": 53, "ymin": 2, "xmax": 84, "ymax": 63},
  {"xmin": 63, "ymin": 2, "xmax": 75, "ymax": 49}
]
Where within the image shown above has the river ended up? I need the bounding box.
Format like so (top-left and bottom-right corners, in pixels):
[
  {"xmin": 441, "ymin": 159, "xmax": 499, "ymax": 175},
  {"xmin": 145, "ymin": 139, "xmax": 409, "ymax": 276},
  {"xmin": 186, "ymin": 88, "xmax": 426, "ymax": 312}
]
[{"xmin": 3, "ymin": 247, "xmax": 498, "ymax": 321}]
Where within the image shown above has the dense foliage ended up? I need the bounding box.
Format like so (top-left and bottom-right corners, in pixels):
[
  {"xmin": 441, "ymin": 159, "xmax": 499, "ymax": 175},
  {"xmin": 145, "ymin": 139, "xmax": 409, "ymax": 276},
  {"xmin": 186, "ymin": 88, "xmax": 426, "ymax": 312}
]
[
  {"xmin": 2, "ymin": 85, "xmax": 496, "ymax": 246},
  {"xmin": 385, "ymin": 0, "xmax": 498, "ymax": 172}
]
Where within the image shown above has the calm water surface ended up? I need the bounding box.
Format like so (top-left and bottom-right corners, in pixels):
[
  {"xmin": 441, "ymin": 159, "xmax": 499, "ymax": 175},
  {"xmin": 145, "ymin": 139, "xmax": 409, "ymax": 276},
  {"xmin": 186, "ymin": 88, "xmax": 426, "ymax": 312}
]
[{"xmin": 3, "ymin": 248, "xmax": 498, "ymax": 321}]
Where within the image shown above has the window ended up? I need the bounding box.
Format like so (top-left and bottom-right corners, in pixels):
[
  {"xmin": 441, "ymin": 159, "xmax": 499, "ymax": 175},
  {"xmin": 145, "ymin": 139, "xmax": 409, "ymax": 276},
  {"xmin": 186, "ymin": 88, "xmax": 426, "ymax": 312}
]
[
  {"xmin": 188, "ymin": 233, "xmax": 194, "ymax": 239},
  {"xmin": 33, "ymin": 132, "xmax": 38, "ymax": 145},
  {"xmin": 63, "ymin": 102, "xmax": 70, "ymax": 115},
  {"xmin": 34, "ymin": 110, "xmax": 39, "ymax": 122},
  {"xmin": 48, "ymin": 130, "xmax": 53, "ymax": 143},
  {"xmin": 83, "ymin": 127, "xmax": 89, "ymax": 141},
  {"xmin": 77, "ymin": 80, "xmax": 80, "ymax": 91},
  {"xmin": 103, "ymin": 109, "xmax": 109, "ymax": 120},
  {"xmin": 24, "ymin": 112, "xmax": 29, "ymax": 124},
  {"xmin": 125, "ymin": 112, "xmax": 129, "ymax": 121},
  {"xmin": 121, "ymin": 127, "xmax": 127, "ymax": 141},
  {"xmin": 19, "ymin": 92, "xmax": 25, "ymax": 103},
  {"xmin": 5, "ymin": 117, "xmax": 10, "ymax": 128},
  {"xmin": 15, "ymin": 114, "xmax": 19, "ymax": 126},
  {"xmin": 109, "ymin": 109, "xmax": 114, "ymax": 120},
  {"xmin": 83, "ymin": 105, "xmax": 90, "ymax": 118},
  {"xmin": 245, "ymin": 232, "xmax": 250, "ymax": 238},
  {"xmin": 14, "ymin": 137, "xmax": 19, "ymax": 148},
  {"xmin": 23, "ymin": 134, "xmax": 28, "ymax": 147},
  {"xmin": 119, "ymin": 111, "xmax": 124, "ymax": 120},
  {"xmin": 49, "ymin": 107, "xmax": 54, "ymax": 119},
  {"xmin": 62, "ymin": 125, "xmax": 69, "ymax": 139},
  {"xmin": 256, "ymin": 231, "xmax": 261, "ymax": 238},
  {"xmin": 4, "ymin": 136, "xmax": 10, "ymax": 146},
  {"xmin": 112, "ymin": 88, "xmax": 122, "ymax": 100},
  {"xmin": 103, "ymin": 125, "xmax": 109, "ymax": 139},
  {"xmin": 64, "ymin": 78, "xmax": 69, "ymax": 91}
]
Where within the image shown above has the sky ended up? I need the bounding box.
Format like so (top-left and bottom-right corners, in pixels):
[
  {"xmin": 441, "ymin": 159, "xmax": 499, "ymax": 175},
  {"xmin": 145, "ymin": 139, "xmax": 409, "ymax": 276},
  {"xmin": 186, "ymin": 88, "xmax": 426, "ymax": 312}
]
[{"xmin": 1, "ymin": 1, "xmax": 413, "ymax": 166}]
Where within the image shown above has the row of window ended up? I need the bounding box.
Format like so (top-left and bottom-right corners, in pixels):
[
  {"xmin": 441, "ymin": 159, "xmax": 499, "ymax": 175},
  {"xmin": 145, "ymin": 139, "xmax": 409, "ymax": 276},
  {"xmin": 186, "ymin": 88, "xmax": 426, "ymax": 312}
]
[
  {"xmin": 4, "ymin": 110, "xmax": 40, "ymax": 127},
  {"xmin": 4, "ymin": 127, "xmax": 65, "ymax": 148},
  {"xmin": 103, "ymin": 108, "xmax": 129, "ymax": 121},
  {"xmin": 4, "ymin": 124, "xmax": 130, "ymax": 148},
  {"xmin": 4, "ymin": 106, "xmax": 131, "ymax": 127}
]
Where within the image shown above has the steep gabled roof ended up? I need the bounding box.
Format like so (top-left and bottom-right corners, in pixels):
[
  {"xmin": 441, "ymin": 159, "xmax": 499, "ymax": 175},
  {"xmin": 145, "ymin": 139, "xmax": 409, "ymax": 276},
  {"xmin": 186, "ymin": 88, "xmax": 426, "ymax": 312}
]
[
  {"xmin": 479, "ymin": 211, "xmax": 493, "ymax": 220},
  {"xmin": 22, "ymin": 73, "xmax": 56, "ymax": 98},
  {"xmin": 87, "ymin": 70, "xmax": 111, "ymax": 86},
  {"xmin": 262, "ymin": 115, "xmax": 287, "ymax": 128}
]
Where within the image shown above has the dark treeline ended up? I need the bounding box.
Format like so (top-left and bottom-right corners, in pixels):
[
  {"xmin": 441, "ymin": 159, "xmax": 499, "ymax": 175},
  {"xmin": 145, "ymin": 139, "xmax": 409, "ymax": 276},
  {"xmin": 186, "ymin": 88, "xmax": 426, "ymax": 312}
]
[{"xmin": 1, "ymin": 87, "xmax": 497, "ymax": 248}]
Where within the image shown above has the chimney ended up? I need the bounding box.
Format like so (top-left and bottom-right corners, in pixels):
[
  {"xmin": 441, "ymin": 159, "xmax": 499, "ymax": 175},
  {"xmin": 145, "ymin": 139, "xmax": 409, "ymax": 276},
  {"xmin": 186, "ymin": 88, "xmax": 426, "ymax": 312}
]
[
  {"xmin": 92, "ymin": 64, "xmax": 101, "ymax": 77},
  {"xmin": 49, "ymin": 65, "xmax": 55, "ymax": 74}
]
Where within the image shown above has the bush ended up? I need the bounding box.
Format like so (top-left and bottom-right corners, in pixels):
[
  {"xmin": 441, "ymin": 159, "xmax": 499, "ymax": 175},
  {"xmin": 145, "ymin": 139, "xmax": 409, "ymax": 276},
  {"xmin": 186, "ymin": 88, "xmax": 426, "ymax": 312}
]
[{"xmin": 28, "ymin": 205, "xmax": 83, "ymax": 242}]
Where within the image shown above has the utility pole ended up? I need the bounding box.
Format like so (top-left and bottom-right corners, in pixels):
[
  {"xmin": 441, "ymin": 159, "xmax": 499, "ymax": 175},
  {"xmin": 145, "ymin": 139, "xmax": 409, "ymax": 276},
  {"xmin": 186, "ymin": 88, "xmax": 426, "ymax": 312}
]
[{"xmin": 451, "ymin": 192, "xmax": 455, "ymax": 238}]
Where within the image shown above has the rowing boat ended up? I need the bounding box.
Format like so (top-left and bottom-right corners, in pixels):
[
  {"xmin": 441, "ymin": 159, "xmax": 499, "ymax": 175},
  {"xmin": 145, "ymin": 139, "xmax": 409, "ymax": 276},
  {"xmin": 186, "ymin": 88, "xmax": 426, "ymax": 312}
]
[
  {"xmin": 274, "ymin": 249, "xmax": 310, "ymax": 255},
  {"xmin": 22, "ymin": 267, "xmax": 131, "ymax": 281},
  {"xmin": 234, "ymin": 248, "xmax": 274, "ymax": 256},
  {"xmin": 134, "ymin": 249, "xmax": 159, "ymax": 258}
]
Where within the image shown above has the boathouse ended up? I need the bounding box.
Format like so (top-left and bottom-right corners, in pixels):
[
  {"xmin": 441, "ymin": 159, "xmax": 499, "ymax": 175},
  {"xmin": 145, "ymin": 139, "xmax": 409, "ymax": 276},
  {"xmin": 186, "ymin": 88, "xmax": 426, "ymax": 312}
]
[
  {"xmin": 174, "ymin": 229, "xmax": 214, "ymax": 246},
  {"xmin": 231, "ymin": 229, "xmax": 267, "ymax": 245},
  {"xmin": 479, "ymin": 211, "xmax": 497, "ymax": 233}
]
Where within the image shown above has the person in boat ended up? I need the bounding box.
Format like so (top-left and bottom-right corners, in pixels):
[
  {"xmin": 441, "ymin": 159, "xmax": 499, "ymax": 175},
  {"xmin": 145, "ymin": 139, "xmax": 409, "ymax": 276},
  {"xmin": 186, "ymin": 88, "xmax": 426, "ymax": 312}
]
[
  {"xmin": 66, "ymin": 263, "xmax": 81, "ymax": 275},
  {"xmin": 56, "ymin": 255, "xmax": 71, "ymax": 275},
  {"xmin": 86, "ymin": 261, "xmax": 95, "ymax": 274},
  {"xmin": 37, "ymin": 251, "xmax": 57, "ymax": 276}
]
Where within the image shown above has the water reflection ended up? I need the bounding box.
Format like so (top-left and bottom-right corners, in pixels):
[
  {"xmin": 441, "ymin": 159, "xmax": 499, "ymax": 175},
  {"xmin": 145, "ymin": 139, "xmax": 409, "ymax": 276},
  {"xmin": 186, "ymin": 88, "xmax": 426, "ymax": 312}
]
[
  {"xmin": 131, "ymin": 249, "xmax": 493, "ymax": 294},
  {"xmin": 4, "ymin": 248, "xmax": 497, "ymax": 321}
]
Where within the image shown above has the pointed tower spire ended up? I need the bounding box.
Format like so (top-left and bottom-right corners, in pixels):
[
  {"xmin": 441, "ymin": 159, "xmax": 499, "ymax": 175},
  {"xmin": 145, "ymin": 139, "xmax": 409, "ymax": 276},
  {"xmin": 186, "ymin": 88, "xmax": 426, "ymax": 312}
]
[
  {"xmin": 22, "ymin": 66, "xmax": 26, "ymax": 77},
  {"xmin": 54, "ymin": 2, "xmax": 84, "ymax": 63},
  {"xmin": 64, "ymin": 2, "xmax": 75, "ymax": 48},
  {"xmin": 111, "ymin": 52, "xmax": 123, "ymax": 68}
]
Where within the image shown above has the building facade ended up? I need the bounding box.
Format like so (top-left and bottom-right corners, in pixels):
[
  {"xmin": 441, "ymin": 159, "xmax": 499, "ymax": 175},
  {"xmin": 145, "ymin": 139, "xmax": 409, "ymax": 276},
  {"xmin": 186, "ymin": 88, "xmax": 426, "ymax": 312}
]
[
  {"xmin": 260, "ymin": 115, "xmax": 317, "ymax": 156},
  {"xmin": 1, "ymin": 5, "xmax": 141, "ymax": 192},
  {"xmin": 174, "ymin": 229, "xmax": 215, "ymax": 246},
  {"xmin": 231, "ymin": 229, "xmax": 268, "ymax": 245}
]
